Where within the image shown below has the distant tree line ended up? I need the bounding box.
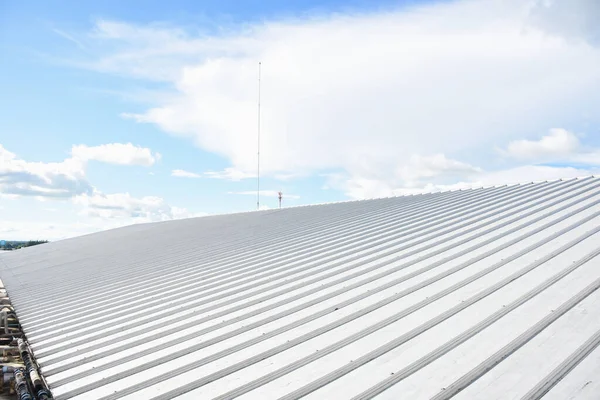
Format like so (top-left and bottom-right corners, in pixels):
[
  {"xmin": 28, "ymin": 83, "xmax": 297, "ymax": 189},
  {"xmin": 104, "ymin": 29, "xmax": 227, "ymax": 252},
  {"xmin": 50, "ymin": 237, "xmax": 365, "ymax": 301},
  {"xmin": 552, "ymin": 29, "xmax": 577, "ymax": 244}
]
[{"xmin": 0, "ymin": 240, "xmax": 48, "ymax": 251}]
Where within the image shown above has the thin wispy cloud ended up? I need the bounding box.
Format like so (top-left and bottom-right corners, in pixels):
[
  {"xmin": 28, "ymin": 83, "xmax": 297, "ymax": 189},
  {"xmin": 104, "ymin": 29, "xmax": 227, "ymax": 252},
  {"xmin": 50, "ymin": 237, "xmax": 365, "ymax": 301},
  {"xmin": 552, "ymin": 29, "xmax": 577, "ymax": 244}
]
[
  {"xmin": 171, "ymin": 168, "xmax": 255, "ymax": 180},
  {"xmin": 171, "ymin": 169, "xmax": 201, "ymax": 178},
  {"xmin": 203, "ymin": 168, "xmax": 256, "ymax": 181},
  {"xmin": 229, "ymin": 190, "xmax": 299, "ymax": 199},
  {"xmin": 52, "ymin": 28, "xmax": 87, "ymax": 50}
]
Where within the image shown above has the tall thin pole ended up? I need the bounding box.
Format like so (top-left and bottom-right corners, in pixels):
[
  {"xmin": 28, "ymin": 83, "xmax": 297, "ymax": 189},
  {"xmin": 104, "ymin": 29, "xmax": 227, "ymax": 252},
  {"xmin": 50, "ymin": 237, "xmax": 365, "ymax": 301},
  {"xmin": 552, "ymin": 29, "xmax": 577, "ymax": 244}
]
[{"xmin": 257, "ymin": 61, "xmax": 261, "ymax": 210}]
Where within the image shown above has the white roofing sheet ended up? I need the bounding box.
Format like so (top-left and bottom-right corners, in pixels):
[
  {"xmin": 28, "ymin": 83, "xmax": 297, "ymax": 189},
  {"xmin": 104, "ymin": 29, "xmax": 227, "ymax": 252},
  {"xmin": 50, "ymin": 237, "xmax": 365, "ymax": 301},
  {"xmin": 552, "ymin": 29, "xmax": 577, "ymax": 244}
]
[{"xmin": 1, "ymin": 177, "xmax": 600, "ymax": 400}]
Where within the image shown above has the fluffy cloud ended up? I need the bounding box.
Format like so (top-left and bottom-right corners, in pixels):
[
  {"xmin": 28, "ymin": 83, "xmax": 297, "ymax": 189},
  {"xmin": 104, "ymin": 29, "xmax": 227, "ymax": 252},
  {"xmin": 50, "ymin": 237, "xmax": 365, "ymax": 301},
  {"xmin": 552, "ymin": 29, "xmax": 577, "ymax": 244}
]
[
  {"xmin": 501, "ymin": 128, "xmax": 578, "ymax": 160},
  {"xmin": 84, "ymin": 0, "xmax": 600, "ymax": 188},
  {"xmin": 0, "ymin": 145, "xmax": 91, "ymax": 198},
  {"xmin": 397, "ymin": 154, "xmax": 482, "ymax": 186},
  {"xmin": 0, "ymin": 143, "xmax": 162, "ymax": 200},
  {"xmin": 0, "ymin": 144, "xmax": 204, "ymax": 238},
  {"xmin": 42, "ymin": 0, "xmax": 597, "ymax": 205},
  {"xmin": 323, "ymin": 174, "xmax": 400, "ymax": 200},
  {"xmin": 73, "ymin": 191, "xmax": 205, "ymax": 221},
  {"xmin": 72, "ymin": 143, "xmax": 160, "ymax": 166},
  {"xmin": 500, "ymin": 128, "xmax": 600, "ymax": 164},
  {"xmin": 322, "ymin": 153, "xmax": 483, "ymax": 198}
]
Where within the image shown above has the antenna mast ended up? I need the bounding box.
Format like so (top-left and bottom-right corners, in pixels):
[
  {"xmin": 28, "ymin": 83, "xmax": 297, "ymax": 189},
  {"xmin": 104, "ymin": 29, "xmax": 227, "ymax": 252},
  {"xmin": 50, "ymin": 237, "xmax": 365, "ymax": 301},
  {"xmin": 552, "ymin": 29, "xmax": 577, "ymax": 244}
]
[{"xmin": 257, "ymin": 62, "xmax": 261, "ymax": 210}]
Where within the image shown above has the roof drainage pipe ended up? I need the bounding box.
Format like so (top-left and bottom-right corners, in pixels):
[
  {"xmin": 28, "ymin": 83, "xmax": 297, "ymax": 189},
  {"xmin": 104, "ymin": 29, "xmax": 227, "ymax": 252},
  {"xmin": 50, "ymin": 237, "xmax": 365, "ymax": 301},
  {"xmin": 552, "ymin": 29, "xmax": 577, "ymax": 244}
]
[
  {"xmin": 14, "ymin": 367, "xmax": 32, "ymax": 400},
  {"xmin": 0, "ymin": 310, "xmax": 7, "ymax": 334},
  {"xmin": 17, "ymin": 339, "xmax": 52, "ymax": 400}
]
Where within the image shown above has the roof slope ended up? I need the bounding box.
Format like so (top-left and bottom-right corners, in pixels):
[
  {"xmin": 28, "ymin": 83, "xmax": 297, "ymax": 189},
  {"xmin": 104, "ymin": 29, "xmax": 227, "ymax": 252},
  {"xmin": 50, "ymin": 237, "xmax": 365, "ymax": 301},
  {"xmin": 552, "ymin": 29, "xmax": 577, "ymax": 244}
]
[{"xmin": 1, "ymin": 177, "xmax": 600, "ymax": 400}]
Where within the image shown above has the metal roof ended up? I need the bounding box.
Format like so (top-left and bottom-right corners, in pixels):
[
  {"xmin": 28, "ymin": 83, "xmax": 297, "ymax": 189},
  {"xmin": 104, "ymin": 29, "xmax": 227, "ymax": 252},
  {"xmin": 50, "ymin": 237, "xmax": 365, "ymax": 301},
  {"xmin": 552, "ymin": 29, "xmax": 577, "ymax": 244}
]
[{"xmin": 1, "ymin": 177, "xmax": 600, "ymax": 400}]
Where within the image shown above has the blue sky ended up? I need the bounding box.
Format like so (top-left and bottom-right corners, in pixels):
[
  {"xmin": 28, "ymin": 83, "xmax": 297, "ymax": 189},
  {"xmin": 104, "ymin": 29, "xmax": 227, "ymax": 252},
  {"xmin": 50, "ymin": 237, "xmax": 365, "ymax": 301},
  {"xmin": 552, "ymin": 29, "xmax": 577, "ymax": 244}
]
[{"xmin": 1, "ymin": 0, "xmax": 599, "ymax": 240}]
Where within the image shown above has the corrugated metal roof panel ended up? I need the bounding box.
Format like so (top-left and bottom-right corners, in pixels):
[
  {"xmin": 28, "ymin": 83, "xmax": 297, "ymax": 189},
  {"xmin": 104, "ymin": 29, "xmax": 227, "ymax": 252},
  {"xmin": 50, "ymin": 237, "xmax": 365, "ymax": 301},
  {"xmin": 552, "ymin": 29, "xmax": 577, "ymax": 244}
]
[{"xmin": 1, "ymin": 177, "xmax": 599, "ymax": 399}]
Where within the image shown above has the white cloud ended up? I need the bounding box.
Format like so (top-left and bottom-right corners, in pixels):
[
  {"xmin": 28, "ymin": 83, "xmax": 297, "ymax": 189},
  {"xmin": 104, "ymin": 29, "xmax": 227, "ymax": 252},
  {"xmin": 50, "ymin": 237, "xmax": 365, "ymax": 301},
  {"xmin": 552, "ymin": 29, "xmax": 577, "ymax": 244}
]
[
  {"xmin": 0, "ymin": 144, "xmax": 91, "ymax": 198},
  {"xmin": 326, "ymin": 175, "xmax": 400, "ymax": 200},
  {"xmin": 501, "ymin": 128, "xmax": 600, "ymax": 164},
  {"xmin": 171, "ymin": 167, "xmax": 255, "ymax": 180},
  {"xmin": 573, "ymin": 151, "xmax": 600, "ymax": 165},
  {"xmin": 73, "ymin": 191, "xmax": 205, "ymax": 221},
  {"xmin": 0, "ymin": 144, "xmax": 204, "ymax": 239},
  {"xmin": 170, "ymin": 206, "xmax": 205, "ymax": 220},
  {"xmin": 203, "ymin": 168, "xmax": 256, "ymax": 181},
  {"xmin": 397, "ymin": 154, "xmax": 482, "ymax": 186},
  {"xmin": 171, "ymin": 169, "xmax": 201, "ymax": 178},
  {"xmin": 501, "ymin": 128, "xmax": 580, "ymax": 160},
  {"xmin": 229, "ymin": 190, "xmax": 299, "ymax": 199},
  {"xmin": 72, "ymin": 143, "xmax": 160, "ymax": 166},
  {"xmin": 81, "ymin": 0, "xmax": 600, "ymax": 190},
  {"xmin": 462, "ymin": 165, "xmax": 596, "ymax": 187},
  {"xmin": 52, "ymin": 28, "xmax": 87, "ymax": 50},
  {"xmin": 528, "ymin": 0, "xmax": 600, "ymax": 46},
  {"xmin": 334, "ymin": 164, "xmax": 599, "ymax": 199},
  {"xmin": 0, "ymin": 143, "xmax": 162, "ymax": 201},
  {"xmin": 39, "ymin": 0, "xmax": 598, "ymax": 210},
  {"xmin": 322, "ymin": 152, "xmax": 483, "ymax": 198}
]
